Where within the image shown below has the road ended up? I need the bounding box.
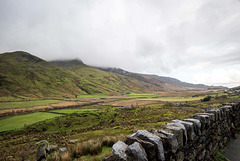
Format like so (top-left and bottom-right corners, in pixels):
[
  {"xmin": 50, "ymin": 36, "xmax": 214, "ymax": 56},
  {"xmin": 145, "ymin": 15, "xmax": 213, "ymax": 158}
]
[{"xmin": 223, "ymin": 134, "xmax": 240, "ymax": 161}]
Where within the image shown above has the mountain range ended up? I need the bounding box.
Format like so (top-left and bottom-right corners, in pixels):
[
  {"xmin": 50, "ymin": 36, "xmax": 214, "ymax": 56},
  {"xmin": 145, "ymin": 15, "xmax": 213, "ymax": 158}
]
[{"xmin": 0, "ymin": 51, "xmax": 224, "ymax": 100}]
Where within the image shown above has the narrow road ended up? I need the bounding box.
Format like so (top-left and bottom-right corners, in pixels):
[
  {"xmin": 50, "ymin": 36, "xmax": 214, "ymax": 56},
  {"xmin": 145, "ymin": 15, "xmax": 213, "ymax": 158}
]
[{"xmin": 223, "ymin": 134, "xmax": 240, "ymax": 161}]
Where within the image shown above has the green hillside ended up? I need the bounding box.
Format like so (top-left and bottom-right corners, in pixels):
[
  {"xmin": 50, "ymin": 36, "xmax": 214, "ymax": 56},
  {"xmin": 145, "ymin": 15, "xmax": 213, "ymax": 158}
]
[
  {"xmin": 50, "ymin": 60, "xmax": 148, "ymax": 94},
  {"xmin": 0, "ymin": 51, "xmax": 150, "ymax": 100},
  {"xmin": 0, "ymin": 51, "xmax": 89, "ymax": 100}
]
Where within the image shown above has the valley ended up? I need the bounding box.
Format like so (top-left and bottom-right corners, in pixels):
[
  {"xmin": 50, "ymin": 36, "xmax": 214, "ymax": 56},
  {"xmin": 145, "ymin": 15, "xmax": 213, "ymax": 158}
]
[{"xmin": 0, "ymin": 51, "xmax": 236, "ymax": 161}]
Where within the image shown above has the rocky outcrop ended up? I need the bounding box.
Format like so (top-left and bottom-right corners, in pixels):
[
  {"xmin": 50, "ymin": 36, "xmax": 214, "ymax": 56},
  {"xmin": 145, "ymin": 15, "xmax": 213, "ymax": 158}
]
[
  {"xmin": 36, "ymin": 140, "xmax": 50, "ymax": 161},
  {"xmin": 36, "ymin": 140, "xmax": 58, "ymax": 161},
  {"xmin": 102, "ymin": 102, "xmax": 240, "ymax": 161}
]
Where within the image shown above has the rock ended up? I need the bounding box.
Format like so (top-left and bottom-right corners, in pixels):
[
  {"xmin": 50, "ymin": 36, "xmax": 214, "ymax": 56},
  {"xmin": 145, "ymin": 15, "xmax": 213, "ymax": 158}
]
[
  {"xmin": 183, "ymin": 118, "xmax": 202, "ymax": 135},
  {"xmin": 154, "ymin": 129, "xmax": 179, "ymax": 153},
  {"xmin": 207, "ymin": 109, "xmax": 221, "ymax": 121},
  {"xmin": 125, "ymin": 136, "xmax": 157, "ymax": 161},
  {"xmin": 171, "ymin": 120, "xmax": 196, "ymax": 141},
  {"xmin": 69, "ymin": 139, "xmax": 79, "ymax": 144},
  {"xmin": 102, "ymin": 141, "xmax": 128, "ymax": 161},
  {"xmin": 102, "ymin": 154, "xmax": 126, "ymax": 161},
  {"xmin": 59, "ymin": 147, "xmax": 67, "ymax": 153},
  {"xmin": 176, "ymin": 151, "xmax": 184, "ymax": 161},
  {"xmin": 162, "ymin": 124, "xmax": 184, "ymax": 147},
  {"xmin": 167, "ymin": 121, "xmax": 188, "ymax": 145},
  {"xmin": 126, "ymin": 142, "xmax": 148, "ymax": 161},
  {"xmin": 112, "ymin": 141, "xmax": 128, "ymax": 160},
  {"xmin": 193, "ymin": 114, "xmax": 210, "ymax": 130},
  {"xmin": 36, "ymin": 140, "xmax": 50, "ymax": 161},
  {"xmin": 49, "ymin": 145, "xmax": 58, "ymax": 153},
  {"xmin": 131, "ymin": 130, "xmax": 165, "ymax": 161},
  {"xmin": 197, "ymin": 149, "xmax": 206, "ymax": 160}
]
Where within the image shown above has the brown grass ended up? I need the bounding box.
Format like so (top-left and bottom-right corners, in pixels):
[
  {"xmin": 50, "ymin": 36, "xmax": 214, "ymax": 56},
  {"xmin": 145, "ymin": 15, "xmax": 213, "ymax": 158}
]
[
  {"xmin": 61, "ymin": 151, "xmax": 71, "ymax": 161},
  {"xmin": 71, "ymin": 139, "xmax": 102, "ymax": 158}
]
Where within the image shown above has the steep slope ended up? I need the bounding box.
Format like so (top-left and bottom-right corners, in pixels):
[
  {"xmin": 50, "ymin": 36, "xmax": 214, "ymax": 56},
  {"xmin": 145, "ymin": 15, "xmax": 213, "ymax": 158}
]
[
  {"xmin": 0, "ymin": 51, "xmax": 155, "ymax": 100},
  {"xmin": 49, "ymin": 60, "xmax": 154, "ymax": 94},
  {"xmin": 98, "ymin": 68, "xmax": 224, "ymax": 90},
  {"xmin": 0, "ymin": 51, "xmax": 90, "ymax": 99}
]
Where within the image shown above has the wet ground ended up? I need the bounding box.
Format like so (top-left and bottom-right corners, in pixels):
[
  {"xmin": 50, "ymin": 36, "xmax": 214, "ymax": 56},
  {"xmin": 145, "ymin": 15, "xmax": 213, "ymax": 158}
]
[{"xmin": 223, "ymin": 134, "xmax": 240, "ymax": 161}]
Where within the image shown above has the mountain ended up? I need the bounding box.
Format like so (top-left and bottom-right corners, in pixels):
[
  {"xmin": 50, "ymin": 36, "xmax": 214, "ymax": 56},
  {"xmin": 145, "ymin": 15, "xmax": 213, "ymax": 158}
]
[
  {"xmin": 0, "ymin": 51, "xmax": 90, "ymax": 99},
  {"xmin": 0, "ymin": 51, "xmax": 224, "ymax": 100},
  {"xmin": 0, "ymin": 51, "xmax": 151, "ymax": 100},
  {"xmin": 98, "ymin": 67, "xmax": 225, "ymax": 90}
]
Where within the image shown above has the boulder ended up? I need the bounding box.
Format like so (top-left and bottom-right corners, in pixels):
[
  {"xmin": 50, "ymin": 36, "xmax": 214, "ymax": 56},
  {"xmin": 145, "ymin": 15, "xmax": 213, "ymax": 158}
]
[
  {"xmin": 131, "ymin": 130, "xmax": 165, "ymax": 161},
  {"xmin": 36, "ymin": 140, "xmax": 50, "ymax": 161},
  {"xmin": 126, "ymin": 142, "xmax": 148, "ymax": 161}
]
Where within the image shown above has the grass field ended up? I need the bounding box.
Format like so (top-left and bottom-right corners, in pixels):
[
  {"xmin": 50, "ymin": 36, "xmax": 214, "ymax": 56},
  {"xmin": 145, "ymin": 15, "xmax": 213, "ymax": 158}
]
[
  {"xmin": 140, "ymin": 96, "xmax": 206, "ymax": 102},
  {"xmin": 0, "ymin": 91, "xmax": 237, "ymax": 161},
  {"xmin": 77, "ymin": 94, "xmax": 108, "ymax": 98},
  {"xmin": 50, "ymin": 108, "xmax": 98, "ymax": 114},
  {"xmin": 0, "ymin": 112, "xmax": 62, "ymax": 132},
  {"xmin": 0, "ymin": 100, "xmax": 63, "ymax": 110}
]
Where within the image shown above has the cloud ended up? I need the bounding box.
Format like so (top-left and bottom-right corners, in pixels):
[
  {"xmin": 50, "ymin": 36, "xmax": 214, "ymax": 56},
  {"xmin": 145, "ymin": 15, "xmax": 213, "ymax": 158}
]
[
  {"xmin": 0, "ymin": 0, "xmax": 240, "ymax": 87},
  {"xmin": 193, "ymin": 68, "xmax": 240, "ymax": 88}
]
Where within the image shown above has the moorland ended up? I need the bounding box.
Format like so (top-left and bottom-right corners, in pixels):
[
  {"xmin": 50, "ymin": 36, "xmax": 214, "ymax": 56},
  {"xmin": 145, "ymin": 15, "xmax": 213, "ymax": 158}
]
[{"xmin": 0, "ymin": 51, "xmax": 238, "ymax": 161}]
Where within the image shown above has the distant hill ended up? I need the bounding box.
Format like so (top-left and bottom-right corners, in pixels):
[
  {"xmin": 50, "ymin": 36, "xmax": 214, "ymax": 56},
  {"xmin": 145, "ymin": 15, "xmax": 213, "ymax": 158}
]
[{"xmin": 98, "ymin": 67, "xmax": 225, "ymax": 91}]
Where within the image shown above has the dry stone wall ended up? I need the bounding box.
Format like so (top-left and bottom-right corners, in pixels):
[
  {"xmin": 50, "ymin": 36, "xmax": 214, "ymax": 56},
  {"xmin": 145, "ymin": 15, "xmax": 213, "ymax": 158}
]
[{"xmin": 102, "ymin": 102, "xmax": 240, "ymax": 161}]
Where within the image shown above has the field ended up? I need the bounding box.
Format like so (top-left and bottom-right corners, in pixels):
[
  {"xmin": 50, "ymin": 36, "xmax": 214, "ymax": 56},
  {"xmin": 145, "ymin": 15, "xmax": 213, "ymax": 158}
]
[
  {"xmin": 0, "ymin": 100, "xmax": 63, "ymax": 110},
  {"xmin": 0, "ymin": 90, "xmax": 238, "ymax": 160}
]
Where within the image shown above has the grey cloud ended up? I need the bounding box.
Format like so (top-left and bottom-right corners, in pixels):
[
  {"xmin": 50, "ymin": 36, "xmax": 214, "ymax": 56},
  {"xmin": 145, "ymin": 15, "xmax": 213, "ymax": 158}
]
[{"xmin": 0, "ymin": 0, "xmax": 240, "ymax": 86}]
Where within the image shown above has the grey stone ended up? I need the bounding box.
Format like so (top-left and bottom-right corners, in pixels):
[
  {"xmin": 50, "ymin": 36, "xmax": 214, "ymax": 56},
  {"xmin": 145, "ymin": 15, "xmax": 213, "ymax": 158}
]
[
  {"xmin": 125, "ymin": 136, "xmax": 157, "ymax": 161},
  {"xmin": 131, "ymin": 130, "xmax": 165, "ymax": 161},
  {"xmin": 171, "ymin": 120, "xmax": 196, "ymax": 141},
  {"xmin": 112, "ymin": 141, "xmax": 128, "ymax": 160},
  {"xmin": 59, "ymin": 147, "xmax": 67, "ymax": 153},
  {"xmin": 126, "ymin": 142, "xmax": 148, "ymax": 161},
  {"xmin": 36, "ymin": 140, "xmax": 50, "ymax": 161},
  {"xmin": 49, "ymin": 145, "xmax": 58, "ymax": 153},
  {"xmin": 69, "ymin": 139, "xmax": 79, "ymax": 144},
  {"xmin": 102, "ymin": 154, "xmax": 126, "ymax": 161},
  {"xmin": 163, "ymin": 124, "xmax": 185, "ymax": 147},
  {"xmin": 193, "ymin": 114, "xmax": 211, "ymax": 125},
  {"xmin": 156, "ymin": 130, "xmax": 179, "ymax": 153},
  {"xmin": 197, "ymin": 149, "xmax": 206, "ymax": 160},
  {"xmin": 176, "ymin": 151, "xmax": 184, "ymax": 161},
  {"xmin": 183, "ymin": 118, "xmax": 202, "ymax": 135}
]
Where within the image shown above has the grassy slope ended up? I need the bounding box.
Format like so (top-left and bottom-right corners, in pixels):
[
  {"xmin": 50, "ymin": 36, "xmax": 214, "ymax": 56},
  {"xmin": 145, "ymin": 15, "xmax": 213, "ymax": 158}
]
[
  {"xmin": 0, "ymin": 51, "xmax": 88, "ymax": 99},
  {"xmin": 50, "ymin": 59, "xmax": 154, "ymax": 95},
  {"xmin": 0, "ymin": 51, "xmax": 151, "ymax": 100},
  {"xmin": 66, "ymin": 65, "xmax": 147, "ymax": 95}
]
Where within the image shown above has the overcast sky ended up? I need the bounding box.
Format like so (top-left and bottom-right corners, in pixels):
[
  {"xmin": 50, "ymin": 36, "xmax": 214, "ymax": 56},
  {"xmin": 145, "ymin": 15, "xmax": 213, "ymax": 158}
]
[{"xmin": 1, "ymin": 0, "xmax": 240, "ymax": 87}]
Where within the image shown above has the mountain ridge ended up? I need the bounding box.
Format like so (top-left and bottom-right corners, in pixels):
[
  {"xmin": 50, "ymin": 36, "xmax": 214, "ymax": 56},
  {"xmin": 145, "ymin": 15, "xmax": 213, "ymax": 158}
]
[
  {"xmin": 0, "ymin": 51, "xmax": 225, "ymax": 100},
  {"xmin": 97, "ymin": 67, "xmax": 225, "ymax": 90}
]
